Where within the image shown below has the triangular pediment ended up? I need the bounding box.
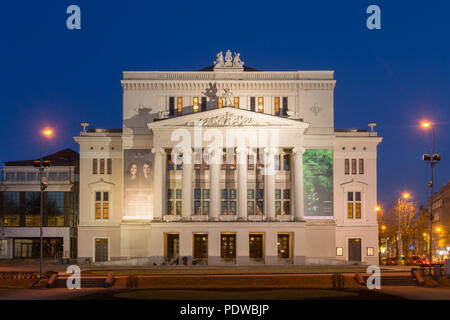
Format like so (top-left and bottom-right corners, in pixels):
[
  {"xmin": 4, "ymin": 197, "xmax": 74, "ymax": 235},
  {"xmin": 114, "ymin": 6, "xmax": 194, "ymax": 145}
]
[{"xmin": 148, "ymin": 107, "xmax": 309, "ymax": 129}]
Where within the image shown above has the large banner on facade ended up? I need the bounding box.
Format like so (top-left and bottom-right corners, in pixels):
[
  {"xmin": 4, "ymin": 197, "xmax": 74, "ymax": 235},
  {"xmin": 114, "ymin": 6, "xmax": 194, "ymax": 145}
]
[
  {"xmin": 123, "ymin": 149, "xmax": 154, "ymax": 219},
  {"xmin": 303, "ymin": 149, "xmax": 333, "ymax": 217}
]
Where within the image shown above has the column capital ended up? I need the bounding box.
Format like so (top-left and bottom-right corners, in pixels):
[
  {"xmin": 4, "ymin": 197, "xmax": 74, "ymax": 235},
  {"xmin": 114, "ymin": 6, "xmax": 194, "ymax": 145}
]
[
  {"xmin": 292, "ymin": 147, "xmax": 306, "ymax": 156},
  {"xmin": 151, "ymin": 147, "xmax": 166, "ymax": 155}
]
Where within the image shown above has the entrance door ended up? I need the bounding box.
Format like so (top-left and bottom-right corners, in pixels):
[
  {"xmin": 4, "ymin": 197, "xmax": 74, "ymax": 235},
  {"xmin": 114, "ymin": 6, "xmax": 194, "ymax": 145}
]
[
  {"xmin": 166, "ymin": 234, "xmax": 179, "ymax": 262},
  {"xmin": 221, "ymin": 234, "xmax": 236, "ymax": 260},
  {"xmin": 249, "ymin": 234, "xmax": 264, "ymax": 261},
  {"xmin": 277, "ymin": 234, "xmax": 291, "ymax": 259},
  {"xmin": 348, "ymin": 239, "xmax": 362, "ymax": 261},
  {"xmin": 95, "ymin": 238, "xmax": 108, "ymax": 262},
  {"xmin": 193, "ymin": 234, "xmax": 208, "ymax": 262}
]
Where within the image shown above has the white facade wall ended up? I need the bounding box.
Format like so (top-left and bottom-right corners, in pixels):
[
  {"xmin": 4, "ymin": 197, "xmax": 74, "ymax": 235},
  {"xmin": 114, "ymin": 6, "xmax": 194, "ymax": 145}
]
[{"xmin": 74, "ymin": 58, "xmax": 382, "ymax": 265}]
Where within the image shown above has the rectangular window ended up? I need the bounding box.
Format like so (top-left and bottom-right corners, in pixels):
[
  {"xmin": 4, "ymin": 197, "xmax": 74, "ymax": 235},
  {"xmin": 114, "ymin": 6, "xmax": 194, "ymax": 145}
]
[
  {"xmin": 275, "ymin": 201, "xmax": 281, "ymax": 215},
  {"xmin": 248, "ymin": 189, "xmax": 254, "ymax": 199},
  {"xmin": 248, "ymin": 201, "xmax": 255, "ymax": 215},
  {"xmin": 221, "ymin": 234, "xmax": 236, "ymax": 260},
  {"xmin": 93, "ymin": 159, "xmax": 98, "ymax": 174},
  {"xmin": 283, "ymin": 154, "xmax": 290, "ymax": 170},
  {"xmin": 345, "ymin": 159, "xmax": 350, "ymax": 175},
  {"xmin": 277, "ymin": 234, "xmax": 291, "ymax": 259},
  {"xmin": 169, "ymin": 97, "xmax": 175, "ymax": 116},
  {"xmin": 359, "ymin": 159, "xmax": 364, "ymax": 174},
  {"xmin": 177, "ymin": 97, "xmax": 183, "ymax": 115},
  {"xmin": 282, "ymin": 97, "xmax": 288, "ymax": 116},
  {"xmin": 168, "ymin": 189, "xmax": 174, "ymax": 199},
  {"xmin": 194, "ymin": 189, "xmax": 201, "ymax": 199},
  {"xmin": 176, "ymin": 201, "xmax": 182, "ymax": 215},
  {"xmin": 194, "ymin": 200, "xmax": 201, "ymax": 215},
  {"xmin": 274, "ymin": 97, "xmax": 280, "ymax": 116},
  {"xmin": 167, "ymin": 201, "xmax": 174, "ymax": 215},
  {"xmin": 59, "ymin": 172, "xmax": 69, "ymax": 181},
  {"xmin": 100, "ymin": 159, "xmax": 105, "ymax": 174},
  {"xmin": 230, "ymin": 201, "xmax": 236, "ymax": 214},
  {"xmin": 221, "ymin": 201, "xmax": 227, "ymax": 215},
  {"xmin": 203, "ymin": 201, "xmax": 210, "ymax": 215},
  {"xmin": 250, "ymin": 97, "xmax": 255, "ymax": 111},
  {"xmin": 221, "ymin": 189, "xmax": 228, "ymax": 199},
  {"xmin": 203, "ymin": 189, "xmax": 210, "ymax": 199},
  {"xmin": 107, "ymin": 158, "xmax": 112, "ymax": 174},
  {"xmin": 234, "ymin": 97, "xmax": 239, "ymax": 109},
  {"xmin": 201, "ymin": 97, "xmax": 207, "ymax": 112},
  {"xmin": 258, "ymin": 97, "xmax": 264, "ymax": 112},
  {"xmin": 17, "ymin": 173, "xmax": 26, "ymax": 181},
  {"xmin": 229, "ymin": 189, "xmax": 236, "ymax": 199},
  {"xmin": 351, "ymin": 159, "xmax": 357, "ymax": 175},
  {"xmin": 193, "ymin": 97, "xmax": 199, "ymax": 112},
  {"xmin": 275, "ymin": 189, "xmax": 281, "ymax": 199},
  {"xmin": 283, "ymin": 201, "xmax": 290, "ymax": 215},
  {"xmin": 5, "ymin": 173, "xmax": 15, "ymax": 181},
  {"xmin": 249, "ymin": 234, "xmax": 264, "ymax": 260},
  {"xmin": 256, "ymin": 201, "xmax": 264, "ymax": 215},
  {"xmin": 176, "ymin": 189, "xmax": 182, "ymax": 199},
  {"xmin": 347, "ymin": 191, "xmax": 362, "ymax": 219},
  {"xmin": 48, "ymin": 172, "xmax": 58, "ymax": 181},
  {"xmin": 94, "ymin": 191, "xmax": 109, "ymax": 220},
  {"xmin": 256, "ymin": 189, "xmax": 264, "ymax": 199},
  {"xmin": 218, "ymin": 98, "xmax": 223, "ymax": 109}
]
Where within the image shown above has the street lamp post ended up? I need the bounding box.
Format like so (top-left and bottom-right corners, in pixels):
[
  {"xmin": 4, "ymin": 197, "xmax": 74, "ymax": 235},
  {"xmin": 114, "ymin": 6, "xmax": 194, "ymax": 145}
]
[
  {"xmin": 397, "ymin": 193, "xmax": 410, "ymax": 266},
  {"xmin": 421, "ymin": 121, "xmax": 440, "ymax": 275},
  {"xmin": 38, "ymin": 129, "xmax": 53, "ymax": 279}
]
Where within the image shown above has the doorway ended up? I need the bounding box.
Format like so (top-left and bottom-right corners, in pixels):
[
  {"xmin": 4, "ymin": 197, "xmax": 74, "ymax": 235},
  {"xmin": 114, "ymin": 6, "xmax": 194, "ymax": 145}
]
[
  {"xmin": 348, "ymin": 238, "xmax": 362, "ymax": 261},
  {"xmin": 166, "ymin": 233, "xmax": 179, "ymax": 263},
  {"xmin": 95, "ymin": 238, "xmax": 108, "ymax": 262},
  {"xmin": 193, "ymin": 233, "xmax": 208, "ymax": 263},
  {"xmin": 249, "ymin": 233, "xmax": 264, "ymax": 261}
]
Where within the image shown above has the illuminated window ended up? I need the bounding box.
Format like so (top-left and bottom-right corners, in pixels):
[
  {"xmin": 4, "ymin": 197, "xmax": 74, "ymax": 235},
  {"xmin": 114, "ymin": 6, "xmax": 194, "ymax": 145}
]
[
  {"xmin": 258, "ymin": 97, "xmax": 264, "ymax": 112},
  {"xmin": 249, "ymin": 234, "xmax": 264, "ymax": 260},
  {"xmin": 193, "ymin": 97, "xmax": 199, "ymax": 113},
  {"xmin": 274, "ymin": 97, "xmax": 280, "ymax": 116},
  {"xmin": 277, "ymin": 234, "xmax": 291, "ymax": 259},
  {"xmin": 367, "ymin": 247, "xmax": 374, "ymax": 256},
  {"xmin": 336, "ymin": 247, "xmax": 343, "ymax": 256},
  {"xmin": 221, "ymin": 234, "xmax": 236, "ymax": 260},
  {"xmin": 177, "ymin": 97, "xmax": 183, "ymax": 115},
  {"xmin": 95, "ymin": 191, "xmax": 109, "ymax": 220},
  {"xmin": 218, "ymin": 98, "xmax": 223, "ymax": 109},
  {"xmin": 347, "ymin": 191, "xmax": 362, "ymax": 219},
  {"xmin": 234, "ymin": 97, "xmax": 239, "ymax": 109}
]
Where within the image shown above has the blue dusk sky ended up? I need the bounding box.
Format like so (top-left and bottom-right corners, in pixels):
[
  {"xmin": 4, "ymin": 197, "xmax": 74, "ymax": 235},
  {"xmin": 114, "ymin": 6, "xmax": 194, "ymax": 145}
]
[{"xmin": 0, "ymin": 0, "xmax": 449, "ymax": 208}]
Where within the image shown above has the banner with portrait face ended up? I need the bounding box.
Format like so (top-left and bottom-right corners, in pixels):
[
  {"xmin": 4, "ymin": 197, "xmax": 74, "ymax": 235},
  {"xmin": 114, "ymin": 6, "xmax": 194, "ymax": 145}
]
[
  {"xmin": 123, "ymin": 149, "xmax": 154, "ymax": 219},
  {"xmin": 303, "ymin": 149, "xmax": 333, "ymax": 217}
]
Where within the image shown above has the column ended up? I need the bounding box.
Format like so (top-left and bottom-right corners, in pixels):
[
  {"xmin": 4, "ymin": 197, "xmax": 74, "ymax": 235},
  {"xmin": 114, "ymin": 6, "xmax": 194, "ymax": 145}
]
[
  {"xmin": 236, "ymin": 146, "xmax": 248, "ymax": 220},
  {"xmin": 151, "ymin": 147, "xmax": 165, "ymax": 221},
  {"xmin": 182, "ymin": 147, "xmax": 192, "ymax": 220},
  {"xmin": 209, "ymin": 148, "xmax": 221, "ymax": 221},
  {"xmin": 293, "ymin": 147, "xmax": 305, "ymax": 221},
  {"xmin": 265, "ymin": 147, "xmax": 275, "ymax": 221}
]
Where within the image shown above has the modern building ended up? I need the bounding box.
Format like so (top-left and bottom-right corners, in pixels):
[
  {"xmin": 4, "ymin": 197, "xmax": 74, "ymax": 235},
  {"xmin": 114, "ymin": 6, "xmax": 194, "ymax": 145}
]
[
  {"xmin": 428, "ymin": 181, "xmax": 450, "ymax": 260},
  {"xmin": 0, "ymin": 148, "xmax": 79, "ymax": 260},
  {"xmin": 75, "ymin": 51, "xmax": 382, "ymax": 265}
]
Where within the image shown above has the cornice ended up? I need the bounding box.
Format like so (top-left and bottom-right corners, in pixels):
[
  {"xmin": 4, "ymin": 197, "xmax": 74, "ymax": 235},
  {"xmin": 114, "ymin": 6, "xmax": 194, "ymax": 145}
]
[{"xmin": 121, "ymin": 80, "xmax": 336, "ymax": 91}]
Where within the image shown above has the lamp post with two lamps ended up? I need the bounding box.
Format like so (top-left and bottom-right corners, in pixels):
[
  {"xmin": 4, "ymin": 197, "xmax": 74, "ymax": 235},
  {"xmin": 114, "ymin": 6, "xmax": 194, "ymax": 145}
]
[{"xmin": 421, "ymin": 121, "xmax": 440, "ymax": 275}]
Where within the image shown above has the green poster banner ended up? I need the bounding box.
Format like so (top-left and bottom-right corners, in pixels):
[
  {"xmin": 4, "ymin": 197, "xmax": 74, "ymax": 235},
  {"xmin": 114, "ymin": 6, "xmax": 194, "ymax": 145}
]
[{"xmin": 303, "ymin": 149, "xmax": 333, "ymax": 216}]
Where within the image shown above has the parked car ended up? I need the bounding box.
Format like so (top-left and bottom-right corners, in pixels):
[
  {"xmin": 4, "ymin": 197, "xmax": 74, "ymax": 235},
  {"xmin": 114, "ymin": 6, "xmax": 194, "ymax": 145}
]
[
  {"xmin": 406, "ymin": 256, "xmax": 422, "ymax": 266},
  {"xmin": 382, "ymin": 257, "xmax": 398, "ymax": 265}
]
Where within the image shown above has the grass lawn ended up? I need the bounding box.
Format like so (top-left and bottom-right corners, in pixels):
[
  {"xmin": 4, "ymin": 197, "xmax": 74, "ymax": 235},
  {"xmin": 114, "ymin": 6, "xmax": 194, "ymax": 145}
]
[{"xmin": 113, "ymin": 289, "xmax": 359, "ymax": 300}]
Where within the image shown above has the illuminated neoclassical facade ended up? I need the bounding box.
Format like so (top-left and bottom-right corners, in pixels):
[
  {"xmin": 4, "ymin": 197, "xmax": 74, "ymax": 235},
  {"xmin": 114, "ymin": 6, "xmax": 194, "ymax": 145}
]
[{"xmin": 74, "ymin": 51, "xmax": 382, "ymax": 265}]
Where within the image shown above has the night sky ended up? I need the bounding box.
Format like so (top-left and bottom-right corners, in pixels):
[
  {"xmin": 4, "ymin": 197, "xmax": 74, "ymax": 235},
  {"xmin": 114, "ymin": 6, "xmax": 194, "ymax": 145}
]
[{"xmin": 0, "ymin": 0, "xmax": 448, "ymax": 209}]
